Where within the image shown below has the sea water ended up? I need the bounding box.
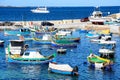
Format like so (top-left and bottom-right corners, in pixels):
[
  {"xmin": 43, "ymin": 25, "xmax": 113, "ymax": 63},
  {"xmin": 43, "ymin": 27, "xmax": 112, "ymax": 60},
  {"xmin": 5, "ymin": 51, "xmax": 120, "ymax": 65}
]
[{"xmin": 0, "ymin": 31, "xmax": 120, "ymax": 79}]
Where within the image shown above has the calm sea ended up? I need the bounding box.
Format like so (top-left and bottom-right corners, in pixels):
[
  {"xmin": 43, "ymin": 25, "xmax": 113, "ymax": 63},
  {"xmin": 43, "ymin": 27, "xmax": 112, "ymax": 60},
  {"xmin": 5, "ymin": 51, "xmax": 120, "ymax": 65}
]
[
  {"xmin": 0, "ymin": 6, "xmax": 120, "ymax": 21},
  {"xmin": 0, "ymin": 6, "xmax": 120, "ymax": 80}
]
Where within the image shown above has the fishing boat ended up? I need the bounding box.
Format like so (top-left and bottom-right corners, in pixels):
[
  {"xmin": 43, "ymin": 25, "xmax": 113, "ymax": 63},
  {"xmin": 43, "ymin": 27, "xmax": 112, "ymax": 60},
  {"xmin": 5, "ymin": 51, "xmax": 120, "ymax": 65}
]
[
  {"xmin": 32, "ymin": 34, "xmax": 52, "ymax": 45},
  {"xmin": 4, "ymin": 28, "xmax": 31, "ymax": 36},
  {"xmin": 7, "ymin": 49, "xmax": 56, "ymax": 64},
  {"xmin": 87, "ymin": 54, "xmax": 113, "ymax": 70},
  {"xmin": 51, "ymin": 40, "xmax": 77, "ymax": 48},
  {"xmin": 0, "ymin": 40, "xmax": 4, "ymax": 47},
  {"xmin": 5, "ymin": 40, "xmax": 25, "ymax": 55},
  {"xmin": 90, "ymin": 35, "xmax": 111, "ymax": 43},
  {"xmin": 48, "ymin": 62, "xmax": 79, "ymax": 76},
  {"xmin": 31, "ymin": 7, "xmax": 49, "ymax": 13}
]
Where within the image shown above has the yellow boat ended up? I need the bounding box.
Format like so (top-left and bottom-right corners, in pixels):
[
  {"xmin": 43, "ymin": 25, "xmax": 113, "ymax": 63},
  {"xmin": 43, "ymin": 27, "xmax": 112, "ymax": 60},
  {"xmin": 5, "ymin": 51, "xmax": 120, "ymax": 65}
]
[{"xmin": 87, "ymin": 54, "xmax": 113, "ymax": 69}]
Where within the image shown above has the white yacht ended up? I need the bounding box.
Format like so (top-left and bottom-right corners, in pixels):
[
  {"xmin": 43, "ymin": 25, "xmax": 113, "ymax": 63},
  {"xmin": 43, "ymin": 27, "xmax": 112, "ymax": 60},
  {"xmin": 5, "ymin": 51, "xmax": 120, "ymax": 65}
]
[{"xmin": 31, "ymin": 7, "xmax": 49, "ymax": 13}]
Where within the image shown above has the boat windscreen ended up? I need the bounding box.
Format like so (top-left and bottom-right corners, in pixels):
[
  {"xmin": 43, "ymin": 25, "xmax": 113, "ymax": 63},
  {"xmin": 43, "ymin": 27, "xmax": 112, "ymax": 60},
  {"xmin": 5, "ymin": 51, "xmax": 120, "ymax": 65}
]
[{"xmin": 11, "ymin": 41, "xmax": 24, "ymax": 47}]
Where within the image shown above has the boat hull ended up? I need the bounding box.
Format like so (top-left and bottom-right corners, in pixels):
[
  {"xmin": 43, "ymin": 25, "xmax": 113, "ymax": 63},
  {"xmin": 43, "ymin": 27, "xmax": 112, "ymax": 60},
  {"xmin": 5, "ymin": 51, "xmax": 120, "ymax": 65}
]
[
  {"xmin": 7, "ymin": 57, "xmax": 53, "ymax": 64},
  {"xmin": 48, "ymin": 68, "xmax": 73, "ymax": 75},
  {"xmin": 51, "ymin": 42, "xmax": 77, "ymax": 48}
]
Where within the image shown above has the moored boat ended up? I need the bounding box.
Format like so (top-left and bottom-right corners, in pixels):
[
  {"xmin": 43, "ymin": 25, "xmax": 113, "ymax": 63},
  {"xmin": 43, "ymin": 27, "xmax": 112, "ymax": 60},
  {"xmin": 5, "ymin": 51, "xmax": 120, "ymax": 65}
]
[
  {"xmin": 87, "ymin": 54, "xmax": 113, "ymax": 70},
  {"xmin": 32, "ymin": 34, "xmax": 52, "ymax": 45},
  {"xmin": 99, "ymin": 41, "xmax": 116, "ymax": 45},
  {"xmin": 4, "ymin": 28, "xmax": 31, "ymax": 36},
  {"xmin": 57, "ymin": 47, "xmax": 67, "ymax": 53},
  {"xmin": 7, "ymin": 49, "xmax": 56, "ymax": 64},
  {"xmin": 48, "ymin": 62, "xmax": 79, "ymax": 76},
  {"xmin": 0, "ymin": 40, "xmax": 4, "ymax": 47},
  {"xmin": 51, "ymin": 40, "xmax": 77, "ymax": 48}
]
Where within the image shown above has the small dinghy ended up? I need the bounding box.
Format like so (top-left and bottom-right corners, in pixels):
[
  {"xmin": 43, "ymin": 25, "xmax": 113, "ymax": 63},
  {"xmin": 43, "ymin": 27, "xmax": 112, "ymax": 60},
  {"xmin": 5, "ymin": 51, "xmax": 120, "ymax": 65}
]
[
  {"xmin": 48, "ymin": 62, "xmax": 79, "ymax": 76},
  {"xmin": 57, "ymin": 47, "xmax": 67, "ymax": 53}
]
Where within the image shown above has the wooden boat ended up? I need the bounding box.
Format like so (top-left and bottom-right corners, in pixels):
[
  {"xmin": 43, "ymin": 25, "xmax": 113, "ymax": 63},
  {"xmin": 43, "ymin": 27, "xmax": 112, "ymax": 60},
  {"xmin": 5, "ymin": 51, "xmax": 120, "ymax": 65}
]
[
  {"xmin": 48, "ymin": 62, "xmax": 79, "ymax": 76},
  {"xmin": 32, "ymin": 34, "xmax": 52, "ymax": 45},
  {"xmin": 7, "ymin": 49, "xmax": 56, "ymax": 64},
  {"xmin": 51, "ymin": 40, "xmax": 77, "ymax": 48},
  {"xmin": 87, "ymin": 54, "xmax": 113, "ymax": 69},
  {"xmin": 0, "ymin": 40, "xmax": 4, "ymax": 47},
  {"xmin": 5, "ymin": 40, "xmax": 25, "ymax": 55},
  {"xmin": 4, "ymin": 28, "xmax": 31, "ymax": 36},
  {"xmin": 53, "ymin": 31, "xmax": 80, "ymax": 43}
]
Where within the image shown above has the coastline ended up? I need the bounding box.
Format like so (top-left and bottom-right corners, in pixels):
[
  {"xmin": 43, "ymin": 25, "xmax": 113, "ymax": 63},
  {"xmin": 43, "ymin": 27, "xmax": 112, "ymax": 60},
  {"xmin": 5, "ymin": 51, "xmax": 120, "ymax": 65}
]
[{"xmin": 0, "ymin": 13, "xmax": 120, "ymax": 35}]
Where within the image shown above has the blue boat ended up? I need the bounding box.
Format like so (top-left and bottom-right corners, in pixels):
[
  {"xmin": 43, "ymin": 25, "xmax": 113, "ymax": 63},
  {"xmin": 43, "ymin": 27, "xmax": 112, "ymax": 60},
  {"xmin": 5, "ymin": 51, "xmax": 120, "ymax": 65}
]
[
  {"xmin": 4, "ymin": 28, "xmax": 31, "ymax": 36},
  {"xmin": 51, "ymin": 41, "xmax": 77, "ymax": 48},
  {"xmin": 48, "ymin": 62, "xmax": 79, "ymax": 76},
  {"xmin": 86, "ymin": 32, "xmax": 99, "ymax": 38}
]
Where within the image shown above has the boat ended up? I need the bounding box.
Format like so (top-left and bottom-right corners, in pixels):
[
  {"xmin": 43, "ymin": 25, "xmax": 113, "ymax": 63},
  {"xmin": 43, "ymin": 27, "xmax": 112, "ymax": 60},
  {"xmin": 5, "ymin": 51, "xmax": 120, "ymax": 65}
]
[
  {"xmin": 5, "ymin": 40, "xmax": 25, "ymax": 55},
  {"xmin": 48, "ymin": 62, "xmax": 79, "ymax": 76},
  {"xmin": 4, "ymin": 28, "xmax": 31, "ymax": 36},
  {"xmin": 99, "ymin": 45, "xmax": 115, "ymax": 59},
  {"xmin": 51, "ymin": 40, "xmax": 77, "ymax": 48},
  {"xmin": 86, "ymin": 32, "xmax": 99, "ymax": 38},
  {"xmin": 31, "ymin": 7, "xmax": 49, "ymax": 13},
  {"xmin": 32, "ymin": 34, "xmax": 52, "ymax": 45},
  {"xmin": 99, "ymin": 41, "xmax": 116, "ymax": 45},
  {"xmin": 7, "ymin": 49, "xmax": 56, "ymax": 64},
  {"xmin": 89, "ymin": 6, "xmax": 111, "ymax": 25},
  {"xmin": 53, "ymin": 35, "xmax": 80, "ymax": 43},
  {"xmin": 87, "ymin": 54, "xmax": 113, "ymax": 70},
  {"xmin": 99, "ymin": 49, "xmax": 115, "ymax": 54},
  {"xmin": 57, "ymin": 47, "xmax": 67, "ymax": 53},
  {"xmin": 53, "ymin": 31, "xmax": 80, "ymax": 43},
  {"xmin": 90, "ymin": 35, "xmax": 111, "ymax": 43},
  {"xmin": 0, "ymin": 40, "xmax": 4, "ymax": 47}
]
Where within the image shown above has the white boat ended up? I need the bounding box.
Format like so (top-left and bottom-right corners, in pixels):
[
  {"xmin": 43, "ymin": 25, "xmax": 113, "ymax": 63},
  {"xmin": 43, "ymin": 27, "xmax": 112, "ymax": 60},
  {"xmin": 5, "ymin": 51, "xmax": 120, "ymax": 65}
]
[
  {"xmin": 57, "ymin": 47, "xmax": 67, "ymax": 53},
  {"xmin": 90, "ymin": 35, "xmax": 111, "ymax": 43},
  {"xmin": 48, "ymin": 62, "xmax": 79, "ymax": 76},
  {"xmin": 89, "ymin": 7, "xmax": 111, "ymax": 25},
  {"xmin": 99, "ymin": 41, "xmax": 116, "ymax": 45},
  {"xmin": 99, "ymin": 49, "xmax": 114, "ymax": 54},
  {"xmin": 5, "ymin": 40, "xmax": 25, "ymax": 55},
  {"xmin": 31, "ymin": 7, "xmax": 49, "ymax": 13}
]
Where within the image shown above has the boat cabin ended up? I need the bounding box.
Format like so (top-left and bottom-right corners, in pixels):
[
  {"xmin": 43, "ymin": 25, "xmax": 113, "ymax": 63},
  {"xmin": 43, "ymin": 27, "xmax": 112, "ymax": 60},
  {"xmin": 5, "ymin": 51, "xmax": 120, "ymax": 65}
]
[
  {"xmin": 22, "ymin": 50, "xmax": 45, "ymax": 58},
  {"xmin": 6, "ymin": 40, "xmax": 25, "ymax": 55}
]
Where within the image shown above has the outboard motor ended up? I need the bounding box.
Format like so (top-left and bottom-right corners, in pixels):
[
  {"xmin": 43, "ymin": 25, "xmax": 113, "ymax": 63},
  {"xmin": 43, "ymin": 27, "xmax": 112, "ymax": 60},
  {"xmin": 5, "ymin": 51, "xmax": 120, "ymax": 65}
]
[
  {"xmin": 24, "ymin": 44, "xmax": 29, "ymax": 49},
  {"xmin": 72, "ymin": 66, "xmax": 79, "ymax": 76}
]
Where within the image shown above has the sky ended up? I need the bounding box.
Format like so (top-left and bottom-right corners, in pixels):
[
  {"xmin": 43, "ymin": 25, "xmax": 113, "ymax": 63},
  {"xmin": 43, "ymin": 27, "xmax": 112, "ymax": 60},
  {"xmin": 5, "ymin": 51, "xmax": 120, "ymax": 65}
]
[{"xmin": 0, "ymin": 0, "xmax": 120, "ymax": 7}]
